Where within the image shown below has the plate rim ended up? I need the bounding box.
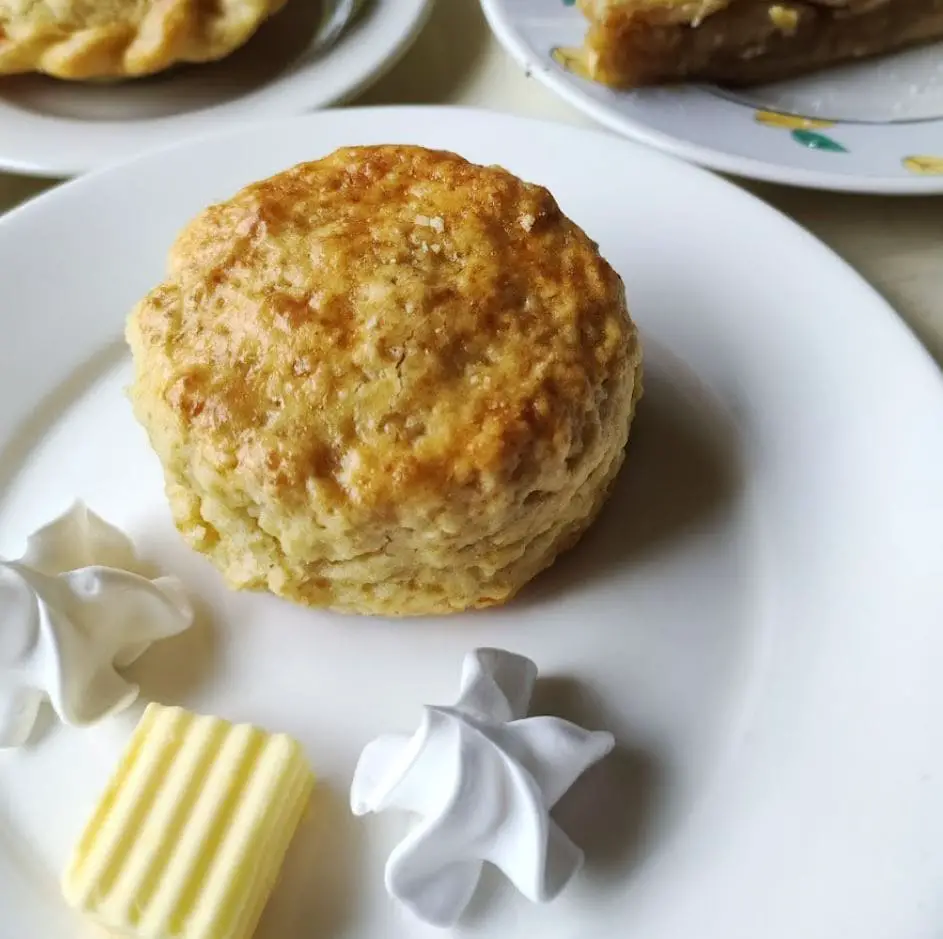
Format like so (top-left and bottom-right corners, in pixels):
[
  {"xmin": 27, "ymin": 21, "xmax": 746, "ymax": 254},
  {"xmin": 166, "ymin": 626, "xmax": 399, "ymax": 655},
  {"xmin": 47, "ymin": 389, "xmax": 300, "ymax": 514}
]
[{"xmin": 479, "ymin": 0, "xmax": 943, "ymax": 195}]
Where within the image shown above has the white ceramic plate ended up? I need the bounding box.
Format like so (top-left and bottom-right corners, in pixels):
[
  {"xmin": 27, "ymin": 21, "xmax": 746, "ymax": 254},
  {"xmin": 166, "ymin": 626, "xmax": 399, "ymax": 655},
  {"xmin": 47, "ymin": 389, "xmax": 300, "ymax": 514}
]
[
  {"xmin": 0, "ymin": 0, "xmax": 431, "ymax": 178},
  {"xmin": 2, "ymin": 106, "xmax": 943, "ymax": 939},
  {"xmin": 480, "ymin": 0, "xmax": 943, "ymax": 193}
]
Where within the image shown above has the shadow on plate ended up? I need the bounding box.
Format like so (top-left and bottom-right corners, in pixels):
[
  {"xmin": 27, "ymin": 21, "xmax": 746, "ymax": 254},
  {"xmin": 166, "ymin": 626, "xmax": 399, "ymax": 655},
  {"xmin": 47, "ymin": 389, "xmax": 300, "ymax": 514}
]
[
  {"xmin": 517, "ymin": 356, "xmax": 743, "ymax": 607},
  {"xmin": 0, "ymin": 0, "xmax": 332, "ymax": 122},
  {"xmin": 0, "ymin": 341, "xmax": 127, "ymax": 504},
  {"xmin": 461, "ymin": 673, "xmax": 662, "ymax": 926},
  {"xmin": 257, "ymin": 782, "xmax": 363, "ymax": 939},
  {"xmin": 122, "ymin": 592, "xmax": 219, "ymax": 707},
  {"xmin": 20, "ymin": 700, "xmax": 58, "ymax": 749},
  {"xmin": 533, "ymin": 676, "xmax": 662, "ymax": 883}
]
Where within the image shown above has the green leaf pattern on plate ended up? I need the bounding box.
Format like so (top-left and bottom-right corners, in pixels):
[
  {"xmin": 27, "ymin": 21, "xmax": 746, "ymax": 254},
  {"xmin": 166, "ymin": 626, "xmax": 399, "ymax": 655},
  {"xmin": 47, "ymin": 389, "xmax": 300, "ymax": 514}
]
[
  {"xmin": 754, "ymin": 110, "xmax": 850, "ymax": 154},
  {"xmin": 790, "ymin": 129, "xmax": 848, "ymax": 153}
]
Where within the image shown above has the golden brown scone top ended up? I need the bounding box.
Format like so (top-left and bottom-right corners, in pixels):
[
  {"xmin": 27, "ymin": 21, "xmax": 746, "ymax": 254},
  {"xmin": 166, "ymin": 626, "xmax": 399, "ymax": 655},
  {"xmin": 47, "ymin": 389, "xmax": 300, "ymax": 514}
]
[
  {"xmin": 0, "ymin": 0, "xmax": 286, "ymax": 79},
  {"xmin": 132, "ymin": 145, "xmax": 632, "ymax": 514}
]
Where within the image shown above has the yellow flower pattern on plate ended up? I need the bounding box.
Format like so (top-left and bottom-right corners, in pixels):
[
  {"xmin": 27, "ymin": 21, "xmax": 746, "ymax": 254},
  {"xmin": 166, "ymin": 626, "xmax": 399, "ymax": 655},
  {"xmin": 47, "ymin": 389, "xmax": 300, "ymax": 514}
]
[
  {"xmin": 903, "ymin": 156, "xmax": 943, "ymax": 176},
  {"xmin": 754, "ymin": 110, "xmax": 835, "ymax": 130},
  {"xmin": 551, "ymin": 46, "xmax": 591, "ymax": 80}
]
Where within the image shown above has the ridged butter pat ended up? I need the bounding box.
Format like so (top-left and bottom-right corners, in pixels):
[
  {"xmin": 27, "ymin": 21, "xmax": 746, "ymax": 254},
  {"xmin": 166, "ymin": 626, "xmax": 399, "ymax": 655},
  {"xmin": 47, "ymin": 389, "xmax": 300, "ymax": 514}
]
[{"xmin": 62, "ymin": 703, "xmax": 315, "ymax": 939}]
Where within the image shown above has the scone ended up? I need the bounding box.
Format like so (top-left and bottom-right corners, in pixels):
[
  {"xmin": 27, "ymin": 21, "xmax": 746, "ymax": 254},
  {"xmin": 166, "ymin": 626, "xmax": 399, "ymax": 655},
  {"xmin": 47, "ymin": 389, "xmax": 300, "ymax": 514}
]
[
  {"xmin": 577, "ymin": 0, "xmax": 943, "ymax": 87},
  {"xmin": 127, "ymin": 145, "xmax": 642, "ymax": 616},
  {"xmin": 0, "ymin": 0, "xmax": 287, "ymax": 79}
]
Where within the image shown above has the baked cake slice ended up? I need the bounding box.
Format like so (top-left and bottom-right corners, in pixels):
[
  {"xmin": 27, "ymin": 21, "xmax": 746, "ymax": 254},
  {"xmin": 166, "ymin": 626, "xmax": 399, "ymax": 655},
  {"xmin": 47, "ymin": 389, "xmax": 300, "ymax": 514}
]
[{"xmin": 577, "ymin": 0, "xmax": 943, "ymax": 87}]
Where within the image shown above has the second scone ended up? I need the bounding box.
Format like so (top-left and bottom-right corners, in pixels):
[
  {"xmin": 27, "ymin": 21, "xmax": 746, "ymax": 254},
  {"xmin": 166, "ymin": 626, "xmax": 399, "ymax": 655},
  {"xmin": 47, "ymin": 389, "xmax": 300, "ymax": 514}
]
[
  {"xmin": 127, "ymin": 145, "xmax": 642, "ymax": 616},
  {"xmin": 0, "ymin": 0, "xmax": 287, "ymax": 80}
]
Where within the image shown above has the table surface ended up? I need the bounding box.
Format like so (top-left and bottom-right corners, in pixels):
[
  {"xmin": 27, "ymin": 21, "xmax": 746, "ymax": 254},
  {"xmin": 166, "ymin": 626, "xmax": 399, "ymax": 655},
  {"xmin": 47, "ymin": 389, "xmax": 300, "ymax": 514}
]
[{"xmin": 1, "ymin": 0, "xmax": 941, "ymax": 364}]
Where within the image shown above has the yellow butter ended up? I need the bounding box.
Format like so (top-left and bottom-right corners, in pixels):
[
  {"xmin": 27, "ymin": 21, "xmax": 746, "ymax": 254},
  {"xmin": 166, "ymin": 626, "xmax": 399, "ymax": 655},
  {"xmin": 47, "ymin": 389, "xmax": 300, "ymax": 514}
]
[{"xmin": 62, "ymin": 703, "xmax": 315, "ymax": 939}]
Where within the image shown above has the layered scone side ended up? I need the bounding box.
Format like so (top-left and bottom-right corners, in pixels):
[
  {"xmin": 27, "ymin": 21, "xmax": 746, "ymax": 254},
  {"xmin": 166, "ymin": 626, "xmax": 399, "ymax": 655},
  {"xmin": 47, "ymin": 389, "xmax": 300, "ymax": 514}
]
[
  {"xmin": 0, "ymin": 0, "xmax": 287, "ymax": 80},
  {"xmin": 127, "ymin": 145, "xmax": 642, "ymax": 616},
  {"xmin": 578, "ymin": 0, "xmax": 943, "ymax": 88}
]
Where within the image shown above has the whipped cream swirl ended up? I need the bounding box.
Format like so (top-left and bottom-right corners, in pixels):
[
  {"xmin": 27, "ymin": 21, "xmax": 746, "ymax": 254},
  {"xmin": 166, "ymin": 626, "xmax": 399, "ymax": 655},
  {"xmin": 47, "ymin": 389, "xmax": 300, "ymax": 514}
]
[
  {"xmin": 0, "ymin": 503, "xmax": 193, "ymax": 748},
  {"xmin": 350, "ymin": 648, "xmax": 614, "ymax": 927}
]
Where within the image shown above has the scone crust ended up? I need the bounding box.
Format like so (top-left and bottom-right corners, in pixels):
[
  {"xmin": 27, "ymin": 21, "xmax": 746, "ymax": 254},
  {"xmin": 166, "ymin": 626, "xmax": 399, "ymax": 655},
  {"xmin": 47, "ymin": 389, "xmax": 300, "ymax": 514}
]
[
  {"xmin": 0, "ymin": 0, "xmax": 287, "ymax": 79},
  {"xmin": 128, "ymin": 145, "xmax": 642, "ymax": 615}
]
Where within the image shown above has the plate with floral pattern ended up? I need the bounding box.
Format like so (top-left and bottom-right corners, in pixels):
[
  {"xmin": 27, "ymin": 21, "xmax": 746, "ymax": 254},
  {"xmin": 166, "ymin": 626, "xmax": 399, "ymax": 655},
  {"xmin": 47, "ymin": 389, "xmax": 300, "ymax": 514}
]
[{"xmin": 480, "ymin": 0, "xmax": 943, "ymax": 193}]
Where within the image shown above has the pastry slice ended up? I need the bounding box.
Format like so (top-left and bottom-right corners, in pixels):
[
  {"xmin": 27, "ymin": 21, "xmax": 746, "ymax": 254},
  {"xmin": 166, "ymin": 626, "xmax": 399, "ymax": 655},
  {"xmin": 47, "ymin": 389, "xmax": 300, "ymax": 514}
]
[
  {"xmin": 0, "ymin": 0, "xmax": 288, "ymax": 80},
  {"xmin": 577, "ymin": 0, "xmax": 943, "ymax": 87}
]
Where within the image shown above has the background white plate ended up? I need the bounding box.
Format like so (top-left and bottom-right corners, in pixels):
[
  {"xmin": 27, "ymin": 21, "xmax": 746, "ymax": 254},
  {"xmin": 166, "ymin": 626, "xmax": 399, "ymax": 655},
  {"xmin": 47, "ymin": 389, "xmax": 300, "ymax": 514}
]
[
  {"xmin": 480, "ymin": 0, "xmax": 943, "ymax": 194},
  {"xmin": 0, "ymin": 0, "xmax": 432, "ymax": 178},
  {"xmin": 1, "ymin": 107, "xmax": 943, "ymax": 939}
]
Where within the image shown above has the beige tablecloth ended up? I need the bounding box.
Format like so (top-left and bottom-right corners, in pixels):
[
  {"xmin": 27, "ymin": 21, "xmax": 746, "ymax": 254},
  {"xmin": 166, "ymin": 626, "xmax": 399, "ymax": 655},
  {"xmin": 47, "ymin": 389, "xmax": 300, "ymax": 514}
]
[{"xmin": 2, "ymin": 0, "xmax": 941, "ymax": 363}]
